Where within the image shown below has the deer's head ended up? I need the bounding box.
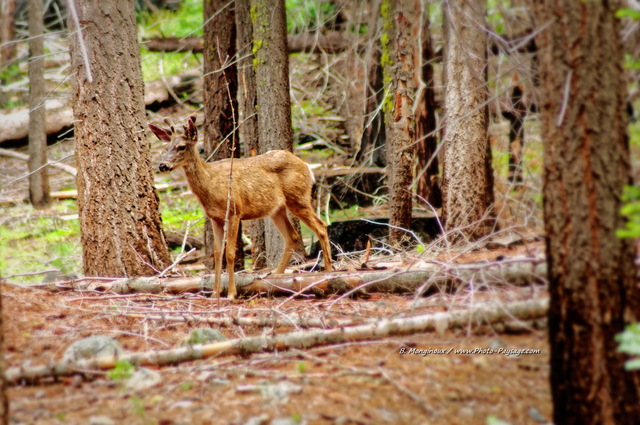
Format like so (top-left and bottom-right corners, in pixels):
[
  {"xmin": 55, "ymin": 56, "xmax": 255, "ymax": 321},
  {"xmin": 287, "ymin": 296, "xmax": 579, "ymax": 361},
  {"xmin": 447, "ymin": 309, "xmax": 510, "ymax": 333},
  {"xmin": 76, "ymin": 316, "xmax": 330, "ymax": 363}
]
[{"xmin": 149, "ymin": 115, "xmax": 198, "ymax": 173}]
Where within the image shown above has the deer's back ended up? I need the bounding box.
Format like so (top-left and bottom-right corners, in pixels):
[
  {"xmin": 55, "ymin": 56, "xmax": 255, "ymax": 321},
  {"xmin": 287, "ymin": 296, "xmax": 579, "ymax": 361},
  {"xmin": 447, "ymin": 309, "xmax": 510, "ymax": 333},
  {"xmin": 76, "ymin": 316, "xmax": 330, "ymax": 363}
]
[{"xmin": 205, "ymin": 150, "xmax": 314, "ymax": 220}]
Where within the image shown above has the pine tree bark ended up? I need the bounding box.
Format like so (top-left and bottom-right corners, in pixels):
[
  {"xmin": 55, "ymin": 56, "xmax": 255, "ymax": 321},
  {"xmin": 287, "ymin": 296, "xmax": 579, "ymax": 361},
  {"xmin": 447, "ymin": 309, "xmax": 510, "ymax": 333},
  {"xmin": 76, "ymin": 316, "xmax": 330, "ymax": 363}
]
[
  {"xmin": 441, "ymin": 0, "xmax": 495, "ymax": 241},
  {"xmin": 533, "ymin": 1, "xmax": 640, "ymax": 423},
  {"xmin": 235, "ymin": 0, "xmax": 266, "ymax": 269},
  {"xmin": 68, "ymin": 0, "xmax": 171, "ymax": 276},
  {"xmin": 28, "ymin": 0, "xmax": 51, "ymax": 209},
  {"xmin": 251, "ymin": 0, "xmax": 305, "ymax": 268},
  {"xmin": 381, "ymin": 0, "xmax": 418, "ymax": 245},
  {"xmin": 414, "ymin": 2, "xmax": 440, "ymax": 208},
  {"xmin": 202, "ymin": 0, "xmax": 243, "ymax": 271}
]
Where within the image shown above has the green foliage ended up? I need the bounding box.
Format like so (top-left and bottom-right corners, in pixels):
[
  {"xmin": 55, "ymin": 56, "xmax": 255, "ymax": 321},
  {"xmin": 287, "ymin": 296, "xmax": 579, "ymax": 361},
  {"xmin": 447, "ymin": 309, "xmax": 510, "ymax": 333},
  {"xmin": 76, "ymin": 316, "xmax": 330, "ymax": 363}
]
[
  {"xmin": 107, "ymin": 360, "xmax": 136, "ymax": 381},
  {"xmin": 0, "ymin": 63, "xmax": 25, "ymax": 108},
  {"xmin": 616, "ymin": 8, "xmax": 640, "ymax": 20},
  {"xmin": 138, "ymin": 0, "xmax": 203, "ymax": 81},
  {"xmin": 139, "ymin": 0, "xmax": 202, "ymax": 38},
  {"xmin": 0, "ymin": 201, "xmax": 82, "ymax": 283},
  {"xmin": 379, "ymin": 0, "xmax": 394, "ymax": 117},
  {"xmin": 616, "ymin": 323, "xmax": 640, "ymax": 371},
  {"xmin": 295, "ymin": 361, "xmax": 308, "ymax": 374},
  {"xmin": 286, "ymin": 0, "xmax": 337, "ymax": 33},
  {"xmin": 159, "ymin": 195, "xmax": 203, "ymax": 233},
  {"xmin": 617, "ymin": 186, "xmax": 640, "ymax": 239}
]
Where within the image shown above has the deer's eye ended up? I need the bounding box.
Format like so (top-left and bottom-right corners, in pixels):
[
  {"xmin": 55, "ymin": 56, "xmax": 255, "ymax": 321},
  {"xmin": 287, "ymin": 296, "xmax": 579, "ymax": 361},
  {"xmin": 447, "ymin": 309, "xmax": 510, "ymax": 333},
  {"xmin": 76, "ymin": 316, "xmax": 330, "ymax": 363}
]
[{"xmin": 177, "ymin": 145, "xmax": 187, "ymax": 151}]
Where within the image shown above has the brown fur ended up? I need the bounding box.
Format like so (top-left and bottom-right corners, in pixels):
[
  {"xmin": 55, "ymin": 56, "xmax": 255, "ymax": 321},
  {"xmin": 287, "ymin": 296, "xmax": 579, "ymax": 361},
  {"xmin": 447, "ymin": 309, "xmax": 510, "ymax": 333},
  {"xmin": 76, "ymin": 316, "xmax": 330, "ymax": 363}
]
[{"xmin": 150, "ymin": 116, "xmax": 332, "ymax": 299}]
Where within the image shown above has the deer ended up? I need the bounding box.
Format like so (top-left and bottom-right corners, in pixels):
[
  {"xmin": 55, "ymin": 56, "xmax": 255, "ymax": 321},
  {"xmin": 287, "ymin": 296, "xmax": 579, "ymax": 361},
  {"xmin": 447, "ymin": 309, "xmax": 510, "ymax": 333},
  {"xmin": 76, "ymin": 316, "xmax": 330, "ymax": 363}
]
[{"xmin": 149, "ymin": 115, "xmax": 332, "ymax": 300}]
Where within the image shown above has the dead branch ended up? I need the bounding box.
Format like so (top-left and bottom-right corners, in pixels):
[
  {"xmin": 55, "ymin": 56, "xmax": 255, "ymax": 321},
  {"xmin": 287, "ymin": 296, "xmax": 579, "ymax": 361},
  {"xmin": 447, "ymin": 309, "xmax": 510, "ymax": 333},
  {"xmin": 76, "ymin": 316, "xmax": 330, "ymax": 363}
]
[
  {"xmin": 5, "ymin": 297, "xmax": 548, "ymax": 384},
  {"xmin": 116, "ymin": 310, "xmax": 361, "ymax": 329},
  {"xmin": 65, "ymin": 258, "xmax": 546, "ymax": 297}
]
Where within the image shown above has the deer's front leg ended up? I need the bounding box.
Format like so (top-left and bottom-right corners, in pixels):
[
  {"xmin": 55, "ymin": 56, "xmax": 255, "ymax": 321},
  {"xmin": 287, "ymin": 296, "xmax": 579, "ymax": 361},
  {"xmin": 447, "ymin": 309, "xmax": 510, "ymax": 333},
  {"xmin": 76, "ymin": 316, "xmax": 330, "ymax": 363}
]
[
  {"xmin": 224, "ymin": 215, "xmax": 241, "ymax": 300},
  {"xmin": 211, "ymin": 218, "xmax": 225, "ymax": 297}
]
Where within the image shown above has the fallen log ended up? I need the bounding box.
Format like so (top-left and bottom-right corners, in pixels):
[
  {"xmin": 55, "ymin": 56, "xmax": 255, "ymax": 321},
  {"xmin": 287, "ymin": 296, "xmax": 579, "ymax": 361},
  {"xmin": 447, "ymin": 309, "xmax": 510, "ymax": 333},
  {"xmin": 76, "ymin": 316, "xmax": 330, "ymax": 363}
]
[
  {"xmin": 62, "ymin": 258, "xmax": 546, "ymax": 297},
  {"xmin": 0, "ymin": 99, "xmax": 73, "ymax": 145},
  {"xmin": 0, "ymin": 147, "xmax": 77, "ymax": 176},
  {"xmin": 5, "ymin": 297, "xmax": 548, "ymax": 384},
  {"xmin": 143, "ymin": 31, "xmax": 354, "ymax": 55},
  {"xmin": 0, "ymin": 71, "xmax": 201, "ymax": 146}
]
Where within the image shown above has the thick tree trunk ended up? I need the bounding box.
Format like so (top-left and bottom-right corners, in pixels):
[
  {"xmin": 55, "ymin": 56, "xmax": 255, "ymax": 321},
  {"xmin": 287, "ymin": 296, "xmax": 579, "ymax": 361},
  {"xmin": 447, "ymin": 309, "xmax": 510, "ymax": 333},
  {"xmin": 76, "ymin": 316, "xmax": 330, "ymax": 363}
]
[
  {"xmin": 202, "ymin": 0, "xmax": 243, "ymax": 271},
  {"xmin": 441, "ymin": 0, "xmax": 495, "ymax": 241},
  {"xmin": 252, "ymin": 0, "xmax": 305, "ymax": 268},
  {"xmin": 68, "ymin": 0, "xmax": 171, "ymax": 276},
  {"xmin": 533, "ymin": 1, "xmax": 640, "ymax": 424},
  {"xmin": 414, "ymin": 2, "xmax": 440, "ymax": 208},
  {"xmin": 236, "ymin": 0, "xmax": 266, "ymax": 269},
  {"xmin": 27, "ymin": 0, "xmax": 51, "ymax": 209},
  {"xmin": 382, "ymin": 0, "xmax": 418, "ymax": 246}
]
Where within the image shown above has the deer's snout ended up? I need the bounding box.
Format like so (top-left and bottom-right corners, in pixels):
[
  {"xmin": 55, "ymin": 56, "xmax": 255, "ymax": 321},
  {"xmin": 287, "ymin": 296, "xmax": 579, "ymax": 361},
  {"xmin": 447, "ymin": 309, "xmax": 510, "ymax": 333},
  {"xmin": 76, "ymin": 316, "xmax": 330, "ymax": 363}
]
[{"xmin": 158, "ymin": 163, "xmax": 172, "ymax": 173}]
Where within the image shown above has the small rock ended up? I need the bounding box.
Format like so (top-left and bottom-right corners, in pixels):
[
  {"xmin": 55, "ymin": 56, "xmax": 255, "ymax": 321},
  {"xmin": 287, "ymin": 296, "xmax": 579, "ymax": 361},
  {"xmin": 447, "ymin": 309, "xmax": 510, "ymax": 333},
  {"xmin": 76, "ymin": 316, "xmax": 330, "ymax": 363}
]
[
  {"xmin": 89, "ymin": 416, "xmax": 115, "ymax": 425},
  {"xmin": 125, "ymin": 368, "xmax": 162, "ymax": 392},
  {"xmin": 375, "ymin": 408, "xmax": 397, "ymax": 422},
  {"xmin": 237, "ymin": 381, "xmax": 302, "ymax": 403},
  {"xmin": 169, "ymin": 400, "xmax": 194, "ymax": 409},
  {"xmin": 62, "ymin": 336, "xmax": 123, "ymax": 363},
  {"xmin": 528, "ymin": 406, "xmax": 548, "ymax": 423},
  {"xmin": 245, "ymin": 414, "xmax": 269, "ymax": 425}
]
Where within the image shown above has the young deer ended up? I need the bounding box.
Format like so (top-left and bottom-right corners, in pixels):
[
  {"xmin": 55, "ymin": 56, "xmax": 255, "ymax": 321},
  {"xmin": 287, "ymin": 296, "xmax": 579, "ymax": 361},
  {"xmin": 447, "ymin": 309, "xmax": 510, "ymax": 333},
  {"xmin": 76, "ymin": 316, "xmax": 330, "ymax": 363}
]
[{"xmin": 149, "ymin": 116, "xmax": 332, "ymax": 300}]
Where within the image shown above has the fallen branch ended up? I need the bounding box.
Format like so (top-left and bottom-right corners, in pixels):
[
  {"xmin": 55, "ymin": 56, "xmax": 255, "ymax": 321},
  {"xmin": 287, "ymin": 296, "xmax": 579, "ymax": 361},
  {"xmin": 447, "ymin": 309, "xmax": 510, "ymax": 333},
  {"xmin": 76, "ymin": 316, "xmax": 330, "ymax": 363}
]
[
  {"xmin": 5, "ymin": 297, "xmax": 548, "ymax": 384},
  {"xmin": 115, "ymin": 310, "xmax": 364, "ymax": 329},
  {"xmin": 66, "ymin": 258, "xmax": 546, "ymax": 297}
]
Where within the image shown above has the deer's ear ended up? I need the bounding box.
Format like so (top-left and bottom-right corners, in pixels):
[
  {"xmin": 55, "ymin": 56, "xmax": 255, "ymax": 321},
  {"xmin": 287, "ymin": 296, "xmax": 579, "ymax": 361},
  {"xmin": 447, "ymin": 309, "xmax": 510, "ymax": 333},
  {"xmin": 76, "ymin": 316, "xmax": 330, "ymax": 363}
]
[
  {"xmin": 149, "ymin": 124, "xmax": 171, "ymax": 142},
  {"xmin": 187, "ymin": 116, "xmax": 198, "ymax": 141}
]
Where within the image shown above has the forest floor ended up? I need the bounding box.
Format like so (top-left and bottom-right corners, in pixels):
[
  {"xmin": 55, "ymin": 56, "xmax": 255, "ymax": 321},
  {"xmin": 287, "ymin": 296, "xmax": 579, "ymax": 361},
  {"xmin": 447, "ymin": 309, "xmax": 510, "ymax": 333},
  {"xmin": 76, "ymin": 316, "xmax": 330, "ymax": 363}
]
[
  {"xmin": 2, "ymin": 239, "xmax": 552, "ymax": 425},
  {"xmin": 0, "ymin": 107, "xmax": 554, "ymax": 425}
]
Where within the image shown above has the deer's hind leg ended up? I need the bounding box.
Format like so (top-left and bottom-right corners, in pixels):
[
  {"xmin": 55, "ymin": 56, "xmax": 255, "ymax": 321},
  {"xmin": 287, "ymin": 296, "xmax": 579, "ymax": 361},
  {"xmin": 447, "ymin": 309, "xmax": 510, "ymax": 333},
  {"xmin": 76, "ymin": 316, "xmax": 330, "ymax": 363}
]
[
  {"xmin": 270, "ymin": 207, "xmax": 300, "ymax": 274},
  {"xmin": 289, "ymin": 206, "xmax": 332, "ymax": 271}
]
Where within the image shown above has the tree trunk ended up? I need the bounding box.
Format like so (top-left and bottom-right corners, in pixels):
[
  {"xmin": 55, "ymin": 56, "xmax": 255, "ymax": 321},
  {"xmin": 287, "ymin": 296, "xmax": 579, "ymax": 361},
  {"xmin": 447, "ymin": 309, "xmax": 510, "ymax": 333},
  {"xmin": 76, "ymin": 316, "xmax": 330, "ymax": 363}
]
[
  {"xmin": 28, "ymin": 0, "xmax": 51, "ymax": 209},
  {"xmin": 441, "ymin": 0, "xmax": 495, "ymax": 241},
  {"xmin": 381, "ymin": 0, "xmax": 418, "ymax": 246},
  {"xmin": 235, "ymin": 0, "xmax": 266, "ymax": 269},
  {"xmin": 0, "ymin": 0, "xmax": 16, "ymax": 67},
  {"xmin": 356, "ymin": 0, "xmax": 386, "ymax": 167},
  {"xmin": 251, "ymin": 0, "xmax": 305, "ymax": 268},
  {"xmin": 0, "ymin": 283, "xmax": 7, "ymax": 424},
  {"xmin": 202, "ymin": 0, "xmax": 243, "ymax": 271},
  {"xmin": 68, "ymin": 0, "xmax": 171, "ymax": 277},
  {"xmin": 533, "ymin": 1, "xmax": 640, "ymax": 424},
  {"xmin": 501, "ymin": 82, "xmax": 527, "ymax": 185},
  {"xmin": 414, "ymin": 1, "xmax": 440, "ymax": 208}
]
